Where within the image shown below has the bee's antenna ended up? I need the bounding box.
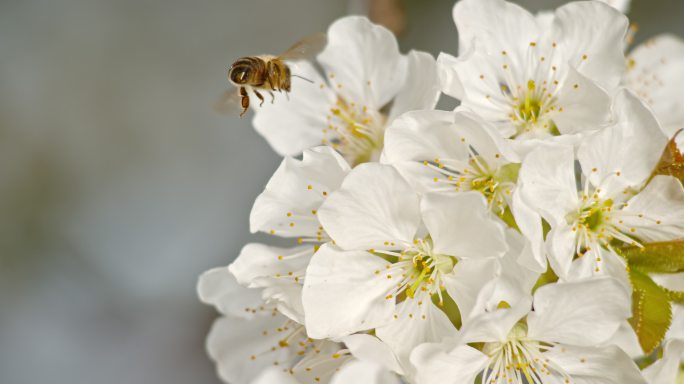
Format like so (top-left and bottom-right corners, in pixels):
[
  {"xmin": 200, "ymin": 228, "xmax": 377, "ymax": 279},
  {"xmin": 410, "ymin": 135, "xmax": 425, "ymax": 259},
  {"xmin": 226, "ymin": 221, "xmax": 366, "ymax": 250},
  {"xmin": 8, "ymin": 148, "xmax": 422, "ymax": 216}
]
[{"xmin": 291, "ymin": 74, "xmax": 314, "ymax": 83}]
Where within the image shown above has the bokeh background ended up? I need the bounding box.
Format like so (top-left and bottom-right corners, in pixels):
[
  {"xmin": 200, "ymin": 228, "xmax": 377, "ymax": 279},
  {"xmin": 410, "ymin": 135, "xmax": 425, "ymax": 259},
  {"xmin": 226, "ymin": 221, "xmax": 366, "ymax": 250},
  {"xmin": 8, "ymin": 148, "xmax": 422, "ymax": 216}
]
[{"xmin": 1, "ymin": 0, "xmax": 682, "ymax": 382}]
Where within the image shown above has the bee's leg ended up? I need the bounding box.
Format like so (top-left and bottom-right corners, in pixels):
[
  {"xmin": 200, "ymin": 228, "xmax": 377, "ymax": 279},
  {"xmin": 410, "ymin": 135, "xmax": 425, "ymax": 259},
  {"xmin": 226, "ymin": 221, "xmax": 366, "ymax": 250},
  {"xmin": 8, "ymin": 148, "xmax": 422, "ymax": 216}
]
[
  {"xmin": 239, "ymin": 87, "xmax": 249, "ymax": 117},
  {"xmin": 268, "ymin": 91, "xmax": 275, "ymax": 104},
  {"xmin": 253, "ymin": 90, "xmax": 265, "ymax": 107},
  {"xmin": 265, "ymin": 61, "xmax": 277, "ymax": 91}
]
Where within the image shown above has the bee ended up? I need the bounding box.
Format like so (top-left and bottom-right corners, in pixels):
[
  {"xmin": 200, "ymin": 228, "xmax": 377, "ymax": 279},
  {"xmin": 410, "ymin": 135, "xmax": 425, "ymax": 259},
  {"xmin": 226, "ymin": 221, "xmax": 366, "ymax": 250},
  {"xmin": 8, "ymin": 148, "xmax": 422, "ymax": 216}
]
[{"xmin": 215, "ymin": 33, "xmax": 327, "ymax": 117}]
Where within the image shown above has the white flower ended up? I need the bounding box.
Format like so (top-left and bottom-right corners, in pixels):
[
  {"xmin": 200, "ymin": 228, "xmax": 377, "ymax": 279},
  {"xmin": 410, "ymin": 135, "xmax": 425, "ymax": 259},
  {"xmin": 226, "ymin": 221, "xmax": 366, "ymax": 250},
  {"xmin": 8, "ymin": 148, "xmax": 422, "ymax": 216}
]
[
  {"xmin": 439, "ymin": 0, "xmax": 627, "ymax": 145},
  {"xmin": 253, "ymin": 16, "xmax": 440, "ymax": 165},
  {"xmin": 518, "ymin": 90, "xmax": 684, "ymax": 281},
  {"xmin": 383, "ymin": 109, "xmax": 520, "ymax": 214},
  {"xmin": 411, "ymin": 277, "xmax": 644, "ymax": 384},
  {"xmin": 625, "ymin": 34, "xmax": 684, "ymax": 146},
  {"xmin": 302, "ymin": 163, "xmax": 510, "ymax": 367},
  {"xmin": 381, "ymin": 108, "xmax": 547, "ymax": 272},
  {"xmin": 198, "ymin": 268, "xmax": 348, "ymax": 384},
  {"xmin": 229, "ymin": 146, "xmax": 350, "ymax": 323}
]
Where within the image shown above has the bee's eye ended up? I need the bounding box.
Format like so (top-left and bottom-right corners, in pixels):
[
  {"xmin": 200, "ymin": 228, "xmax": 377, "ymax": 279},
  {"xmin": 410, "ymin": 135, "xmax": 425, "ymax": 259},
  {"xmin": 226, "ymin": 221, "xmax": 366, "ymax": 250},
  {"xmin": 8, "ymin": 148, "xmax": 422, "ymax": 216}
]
[{"xmin": 230, "ymin": 68, "xmax": 250, "ymax": 84}]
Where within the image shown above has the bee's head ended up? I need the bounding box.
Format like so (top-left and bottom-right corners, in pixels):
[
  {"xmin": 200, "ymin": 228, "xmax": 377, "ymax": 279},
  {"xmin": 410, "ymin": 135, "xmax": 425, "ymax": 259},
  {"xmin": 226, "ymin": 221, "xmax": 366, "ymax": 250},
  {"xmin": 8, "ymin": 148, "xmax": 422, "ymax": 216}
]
[{"xmin": 228, "ymin": 65, "xmax": 251, "ymax": 85}]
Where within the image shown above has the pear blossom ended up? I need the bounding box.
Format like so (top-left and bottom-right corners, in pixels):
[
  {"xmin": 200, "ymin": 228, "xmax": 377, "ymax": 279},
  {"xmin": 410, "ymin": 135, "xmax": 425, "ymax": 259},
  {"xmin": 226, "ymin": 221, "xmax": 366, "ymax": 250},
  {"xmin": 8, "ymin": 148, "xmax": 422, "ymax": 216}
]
[
  {"xmin": 253, "ymin": 16, "xmax": 440, "ymax": 165},
  {"xmin": 439, "ymin": 0, "xmax": 628, "ymax": 146},
  {"xmin": 411, "ymin": 277, "xmax": 644, "ymax": 384},
  {"xmin": 303, "ymin": 162, "xmax": 511, "ymax": 367},
  {"xmin": 229, "ymin": 146, "xmax": 350, "ymax": 323},
  {"xmin": 518, "ymin": 90, "xmax": 684, "ymax": 281}
]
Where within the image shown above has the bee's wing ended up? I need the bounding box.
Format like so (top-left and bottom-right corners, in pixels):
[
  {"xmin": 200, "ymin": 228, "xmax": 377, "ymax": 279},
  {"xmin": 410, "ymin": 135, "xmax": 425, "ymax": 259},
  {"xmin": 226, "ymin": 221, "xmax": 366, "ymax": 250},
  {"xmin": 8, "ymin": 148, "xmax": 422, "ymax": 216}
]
[
  {"xmin": 278, "ymin": 33, "xmax": 327, "ymax": 61},
  {"xmin": 213, "ymin": 88, "xmax": 244, "ymax": 115}
]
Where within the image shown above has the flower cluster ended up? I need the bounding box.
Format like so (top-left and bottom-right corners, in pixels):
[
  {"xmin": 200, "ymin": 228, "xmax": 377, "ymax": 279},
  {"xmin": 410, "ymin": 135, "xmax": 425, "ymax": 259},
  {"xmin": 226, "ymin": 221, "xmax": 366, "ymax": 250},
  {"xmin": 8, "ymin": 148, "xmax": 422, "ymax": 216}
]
[{"xmin": 199, "ymin": 1, "xmax": 684, "ymax": 383}]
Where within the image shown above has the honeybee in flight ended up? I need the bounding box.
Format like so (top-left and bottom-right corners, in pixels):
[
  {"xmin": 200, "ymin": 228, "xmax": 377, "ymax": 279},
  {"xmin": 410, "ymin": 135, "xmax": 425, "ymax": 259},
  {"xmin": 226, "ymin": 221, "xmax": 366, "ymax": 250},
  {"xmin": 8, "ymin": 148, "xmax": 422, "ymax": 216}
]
[{"xmin": 215, "ymin": 33, "xmax": 327, "ymax": 117}]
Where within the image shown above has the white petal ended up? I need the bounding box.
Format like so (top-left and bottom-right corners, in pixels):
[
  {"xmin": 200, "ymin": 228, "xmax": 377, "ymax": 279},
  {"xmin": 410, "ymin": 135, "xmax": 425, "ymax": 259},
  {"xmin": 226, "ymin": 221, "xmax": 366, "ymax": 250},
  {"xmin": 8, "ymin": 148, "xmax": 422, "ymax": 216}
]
[
  {"xmin": 528, "ymin": 278, "xmax": 631, "ymax": 346},
  {"xmin": 197, "ymin": 267, "xmax": 265, "ymax": 318},
  {"xmin": 290, "ymin": 340, "xmax": 350, "ymax": 384},
  {"xmin": 252, "ymin": 61, "xmax": 334, "ymax": 156},
  {"xmin": 608, "ymin": 321, "xmax": 644, "ymax": 359},
  {"xmin": 229, "ymin": 243, "xmax": 312, "ymax": 323},
  {"xmin": 598, "ymin": 0, "xmax": 631, "ymax": 13},
  {"xmin": 443, "ymin": 257, "xmax": 498, "ymax": 320},
  {"xmin": 411, "ymin": 343, "xmax": 488, "ymax": 384},
  {"xmin": 230, "ymin": 243, "xmax": 311, "ymax": 286},
  {"xmin": 511, "ymin": 183, "xmax": 547, "ymax": 273},
  {"xmin": 578, "ymin": 90, "xmax": 667, "ymax": 192},
  {"xmin": 302, "ymin": 244, "xmax": 396, "ymax": 338},
  {"xmin": 545, "ymin": 344, "xmax": 646, "ymax": 384},
  {"xmin": 443, "ymin": 47, "xmax": 518, "ymax": 138},
  {"xmin": 460, "ymin": 276, "xmax": 532, "ymax": 343},
  {"xmin": 621, "ymin": 175, "xmax": 684, "ymax": 242},
  {"xmin": 250, "ymin": 146, "xmax": 350, "ymax": 237},
  {"xmin": 330, "ymin": 360, "xmax": 402, "ymax": 384},
  {"xmin": 552, "ymin": 66, "xmax": 611, "ymax": 135},
  {"xmin": 318, "ymin": 16, "xmax": 407, "ymax": 110},
  {"xmin": 383, "ymin": 110, "xmax": 467, "ymax": 166},
  {"xmin": 318, "ymin": 163, "xmax": 420, "ymax": 250},
  {"xmin": 518, "ymin": 144, "xmax": 578, "ymax": 225},
  {"xmin": 343, "ymin": 334, "xmax": 405, "ymax": 375},
  {"xmin": 453, "ymin": 108, "xmax": 520, "ymax": 165},
  {"xmin": 566, "ymin": 246, "xmax": 631, "ymax": 290},
  {"xmin": 421, "ymin": 191, "xmax": 507, "ymax": 259},
  {"xmin": 551, "ymin": 1, "xmax": 628, "ymax": 90},
  {"xmin": 452, "ymin": 0, "xmax": 538, "ymax": 57},
  {"xmin": 498, "ymin": 228, "xmax": 543, "ymax": 292},
  {"xmin": 642, "ymin": 339, "xmax": 684, "ymax": 384},
  {"xmin": 546, "ymin": 223, "xmax": 577, "ymax": 280},
  {"xmin": 436, "ymin": 52, "xmax": 465, "ymax": 99},
  {"xmin": 250, "ymin": 367, "xmax": 300, "ymax": 384},
  {"xmin": 626, "ymin": 34, "xmax": 684, "ymax": 138},
  {"xmin": 376, "ymin": 300, "xmax": 459, "ymax": 371},
  {"xmin": 507, "ymin": 131, "xmax": 585, "ymax": 158},
  {"xmin": 207, "ymin": 314, "xmax": 296, "ymax": 384},
  {"xmin": 388, "ymin": 50, "xmax": 440, "ymax": 122}
]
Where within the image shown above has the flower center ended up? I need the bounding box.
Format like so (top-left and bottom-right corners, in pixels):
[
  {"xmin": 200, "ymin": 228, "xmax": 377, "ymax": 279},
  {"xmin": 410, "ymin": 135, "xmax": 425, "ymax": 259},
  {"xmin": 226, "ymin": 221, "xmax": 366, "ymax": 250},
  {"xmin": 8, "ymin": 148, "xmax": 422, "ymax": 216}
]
[
  {"xmin": 426, "ymin": 156, "xmax": 519, "ymax": 214},
  {"xmin": 374, "ymin": 238, "xmax": 456, "ymax": 306},
  {"xmin": 481, "ymin": 322, "xmax": 570, "ymax": 384},
  {"xmin": 324, "ymin": 97, "xmax": 386, "ymax": 166},
  {"xmin": 510, "ymin": 80, "xmax": 560, "ymax": 138}
]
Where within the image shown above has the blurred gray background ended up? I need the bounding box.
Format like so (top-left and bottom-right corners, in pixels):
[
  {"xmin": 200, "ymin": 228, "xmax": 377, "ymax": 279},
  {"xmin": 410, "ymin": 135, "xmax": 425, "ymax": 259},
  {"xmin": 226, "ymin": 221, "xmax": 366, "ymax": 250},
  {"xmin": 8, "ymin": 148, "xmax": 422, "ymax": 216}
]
[{"xmin": 0, "ymin": 0, "xmax": 681, "ymax": 383}]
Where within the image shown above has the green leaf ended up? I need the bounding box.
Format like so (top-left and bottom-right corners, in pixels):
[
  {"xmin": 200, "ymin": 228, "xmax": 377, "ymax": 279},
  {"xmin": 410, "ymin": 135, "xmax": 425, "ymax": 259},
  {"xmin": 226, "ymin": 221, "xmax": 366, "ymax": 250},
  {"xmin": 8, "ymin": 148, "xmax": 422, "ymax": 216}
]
[
  {"xmin": 663, "ymin": 287, "xmax": 684, "ymax": 304},
  {"xmin": 620, "ymin": 240, "xmax": 684, "ymax": 273},
  {"xmin": 649, "ymin": 129, "xmax": 684, "ymax": 184},
  {"xmin": 628, "ymin": 269, "xmax": 672, "ymax": 354}
]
